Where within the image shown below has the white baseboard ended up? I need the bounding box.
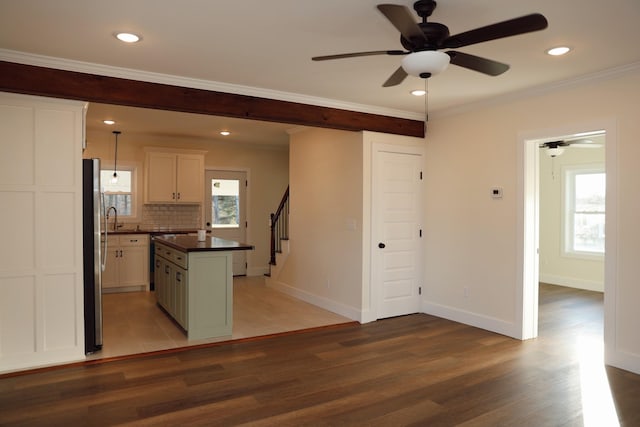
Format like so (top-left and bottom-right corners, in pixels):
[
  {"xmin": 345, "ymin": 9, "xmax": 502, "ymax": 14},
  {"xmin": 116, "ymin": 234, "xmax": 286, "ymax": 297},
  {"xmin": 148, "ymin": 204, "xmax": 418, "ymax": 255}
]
[
  {"xmin": 421, "ymin": 301, "xmax": 519, "ymax": 339},
  {"xmin": 266, "ymin": 279, "xmax": 361, "ymax": 322},
  {"xmin": 539, "ymin": 274, "xmax": 604, "ymax": 292},
  {"xmin": 606, "ymin": 343, "xmax": 640, "ymax": 375}
]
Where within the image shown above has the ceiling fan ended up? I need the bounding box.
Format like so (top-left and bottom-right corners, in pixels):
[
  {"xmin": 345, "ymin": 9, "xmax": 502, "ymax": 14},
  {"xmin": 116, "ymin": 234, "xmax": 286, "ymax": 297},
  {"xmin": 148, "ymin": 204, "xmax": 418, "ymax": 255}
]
[
  {"xmin": 540, "ymin": 139, "xmax": 603, "ymax": 157},
  {"xmin": 312, "ymin": 1, "xmax": 548, "ymax": 87}
]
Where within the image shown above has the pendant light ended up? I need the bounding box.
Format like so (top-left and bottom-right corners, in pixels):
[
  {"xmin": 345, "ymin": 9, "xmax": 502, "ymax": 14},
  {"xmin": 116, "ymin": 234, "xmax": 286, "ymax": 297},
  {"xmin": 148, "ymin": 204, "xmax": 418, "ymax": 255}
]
[{"xmin": 111, "ymin": 130, "xmax": 121, "ymax": 184}]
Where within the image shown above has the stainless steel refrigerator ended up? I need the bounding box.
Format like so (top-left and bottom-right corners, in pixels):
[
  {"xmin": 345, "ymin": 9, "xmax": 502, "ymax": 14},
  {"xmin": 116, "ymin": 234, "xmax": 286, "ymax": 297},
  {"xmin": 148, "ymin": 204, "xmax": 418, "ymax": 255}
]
[{"xmin": 83, "ymin": 158, "xmax": 103, "ymax": 354}]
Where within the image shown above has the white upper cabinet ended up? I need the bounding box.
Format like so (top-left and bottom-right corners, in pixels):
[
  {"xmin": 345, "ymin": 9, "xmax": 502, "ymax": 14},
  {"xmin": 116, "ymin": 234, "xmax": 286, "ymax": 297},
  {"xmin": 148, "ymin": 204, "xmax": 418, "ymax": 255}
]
[{"xmin": 144, "ymin": 149, "xmax": 205, "ymax": 204}]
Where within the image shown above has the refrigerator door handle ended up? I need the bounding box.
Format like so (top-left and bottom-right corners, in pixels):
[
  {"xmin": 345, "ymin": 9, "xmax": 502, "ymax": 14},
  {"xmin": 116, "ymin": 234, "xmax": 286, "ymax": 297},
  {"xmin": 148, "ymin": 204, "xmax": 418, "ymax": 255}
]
[{"xmin": 101, "ymin": 191, "xmax": 108, "ymax": 271}]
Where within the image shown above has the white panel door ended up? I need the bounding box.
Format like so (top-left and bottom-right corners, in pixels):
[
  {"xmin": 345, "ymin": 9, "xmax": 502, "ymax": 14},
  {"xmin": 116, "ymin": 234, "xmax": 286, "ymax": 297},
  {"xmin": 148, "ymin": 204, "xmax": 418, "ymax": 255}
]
[
  {"xmin": 373, "ymin": 149, "xmax": 423, "ymax": 319},
  {"xmin": 204, "ymin": 170, "xmax": 247, "ymax": 276}
]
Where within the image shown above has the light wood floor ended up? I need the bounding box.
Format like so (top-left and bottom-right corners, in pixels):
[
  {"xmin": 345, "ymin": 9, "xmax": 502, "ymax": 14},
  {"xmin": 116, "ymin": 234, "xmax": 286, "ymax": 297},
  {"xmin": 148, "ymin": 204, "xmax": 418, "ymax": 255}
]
[
  {"xmin": 2, "ymin": 284, "xmax": 640, "ymax": 426},
  {"xmin": 91, "ymin": 275, "xmax": 353, "ymax": 360}
]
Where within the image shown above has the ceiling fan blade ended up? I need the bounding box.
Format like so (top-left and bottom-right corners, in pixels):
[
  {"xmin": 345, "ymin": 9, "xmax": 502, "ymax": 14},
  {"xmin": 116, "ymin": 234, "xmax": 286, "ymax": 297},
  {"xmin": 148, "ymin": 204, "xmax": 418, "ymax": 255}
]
[
  {"xmin": 446, "ymin": 51, "xmax": 509, "ymax": 76},
  {"xmin": 312, "ymin": 50, "xmax": 407, "ymax": 61},
  {"xmin": 570, "ymin": 143, "xmax": 603, "ymax": 148},
  {"xmin": 382, "ymin": 66, "xmax": 408, "ymax": 87},
  {"xmin": 377, "ymin": 4, "xmax": 427, "ymax": 43},
  {"xmin": 442, "ymin": 13, "xmax": 548, "ymax": 49},
  {"xmin": 567, "ymin": 138, "xmax": 603, "ymax": 148}
]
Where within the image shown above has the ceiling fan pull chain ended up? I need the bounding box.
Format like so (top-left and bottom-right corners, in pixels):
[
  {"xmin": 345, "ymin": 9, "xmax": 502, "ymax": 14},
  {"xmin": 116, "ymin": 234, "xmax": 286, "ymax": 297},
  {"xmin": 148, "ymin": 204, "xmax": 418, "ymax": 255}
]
[{"xmin": 424, "ymin": 78, "xmax": 429, "ymax": 135}]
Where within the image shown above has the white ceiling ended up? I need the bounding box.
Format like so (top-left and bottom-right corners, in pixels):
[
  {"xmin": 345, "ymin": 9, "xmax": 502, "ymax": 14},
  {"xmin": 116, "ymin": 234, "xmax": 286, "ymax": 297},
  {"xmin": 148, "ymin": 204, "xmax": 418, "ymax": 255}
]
[{"xmin": 1, "ymin": 0, "xmax": 639, "ymax": 144}]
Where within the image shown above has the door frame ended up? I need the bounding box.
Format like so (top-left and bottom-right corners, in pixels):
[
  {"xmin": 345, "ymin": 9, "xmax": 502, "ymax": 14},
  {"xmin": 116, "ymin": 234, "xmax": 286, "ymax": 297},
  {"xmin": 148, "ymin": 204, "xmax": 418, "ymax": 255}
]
[
  {"xmin": 369, "ymin": 140, "xmax": 425, "ymax": 322},
  {"xmin": 517, "ymin": 119, "xmax": 617, "ymax": 363}
]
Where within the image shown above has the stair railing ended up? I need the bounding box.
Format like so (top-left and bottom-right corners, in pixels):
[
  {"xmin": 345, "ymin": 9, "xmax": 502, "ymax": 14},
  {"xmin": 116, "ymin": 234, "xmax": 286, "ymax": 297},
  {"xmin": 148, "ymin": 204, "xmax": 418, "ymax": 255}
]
[{"xmin": 270, "ymin": 186, "xmax": 289, "ymax": 266}]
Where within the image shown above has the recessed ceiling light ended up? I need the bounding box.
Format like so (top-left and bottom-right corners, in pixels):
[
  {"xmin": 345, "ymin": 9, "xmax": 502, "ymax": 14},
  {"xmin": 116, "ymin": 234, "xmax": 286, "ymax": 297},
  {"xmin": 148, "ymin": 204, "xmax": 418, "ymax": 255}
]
[
  {"xmin": 410, "ymin": 90, "xmax": 426, "ymax": 96},
  {"xmin": 220, "ymin": 131, "xmax": 231, "ymax": 136},
  {"xmin": 546, "ymin": 46, "xmax": 571, "ymax": 56},
  {"xmin": 103, "ymin": 120, "xmax": 115, "ymax": 125},
  {"xmin": 115, "ymin": 32, "xmax": 141, "ymax": 43}
]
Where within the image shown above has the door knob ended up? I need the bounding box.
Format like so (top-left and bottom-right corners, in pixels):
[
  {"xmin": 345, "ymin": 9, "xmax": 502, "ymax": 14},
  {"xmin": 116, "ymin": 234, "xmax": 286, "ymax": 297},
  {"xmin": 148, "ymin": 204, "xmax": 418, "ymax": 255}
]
[{"xmin": 378, "ymin": 243, "xmax": 386, "ymax": 248}]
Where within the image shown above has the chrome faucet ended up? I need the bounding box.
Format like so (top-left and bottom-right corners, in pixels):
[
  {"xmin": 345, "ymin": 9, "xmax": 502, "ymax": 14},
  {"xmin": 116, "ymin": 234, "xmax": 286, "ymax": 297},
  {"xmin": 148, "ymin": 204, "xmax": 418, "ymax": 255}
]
[{"xmin": 106, "ymin": 206, "xmax": 118, "ymax": 231}]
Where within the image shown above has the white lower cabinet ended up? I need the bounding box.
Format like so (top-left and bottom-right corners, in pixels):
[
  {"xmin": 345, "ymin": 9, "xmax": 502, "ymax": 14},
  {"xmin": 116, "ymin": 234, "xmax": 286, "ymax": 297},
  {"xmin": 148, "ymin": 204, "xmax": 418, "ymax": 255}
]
[{"xmin": 102, "ymin": 234, "xmax": 150, "ymax": 292}]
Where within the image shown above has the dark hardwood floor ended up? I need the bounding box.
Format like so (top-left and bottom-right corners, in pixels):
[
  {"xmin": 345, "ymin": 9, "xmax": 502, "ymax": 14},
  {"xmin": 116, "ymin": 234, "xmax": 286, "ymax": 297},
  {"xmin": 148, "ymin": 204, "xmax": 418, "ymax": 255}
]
[{"xmin": 1, "ymin": 283, "xmax": 639, "ymax": 426}]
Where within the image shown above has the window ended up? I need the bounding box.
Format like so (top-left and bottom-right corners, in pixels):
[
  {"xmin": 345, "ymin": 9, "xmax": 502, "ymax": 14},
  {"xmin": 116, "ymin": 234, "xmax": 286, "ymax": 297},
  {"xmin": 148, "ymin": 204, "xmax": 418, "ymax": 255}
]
[
  {"xmin": 564, "ymin": 167, "xmax": 605, "ymax": 256},
  {"xmin": 101, "ymin": 167, "xmax": 136, "ymax": 218},
  {"xmin": 211, "ymin": 179, "xmax": 239, "ymax": 228}
]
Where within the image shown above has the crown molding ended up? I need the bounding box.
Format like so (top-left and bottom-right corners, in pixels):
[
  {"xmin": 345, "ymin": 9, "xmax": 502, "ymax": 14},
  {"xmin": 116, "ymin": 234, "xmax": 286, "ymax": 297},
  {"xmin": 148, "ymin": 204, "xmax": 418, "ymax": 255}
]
[
  {"xmin": 432, "ymin": 61, "xmax": 640, "ymax": 119},
  {"xmin": 0, "ymin": 49, "xmax": 423, "ymax": 122}
]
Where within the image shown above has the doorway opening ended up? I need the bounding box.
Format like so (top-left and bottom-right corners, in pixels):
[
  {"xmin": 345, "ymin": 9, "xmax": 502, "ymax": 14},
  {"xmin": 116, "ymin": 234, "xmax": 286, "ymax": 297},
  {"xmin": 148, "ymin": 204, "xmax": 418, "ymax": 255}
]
[
  {"xmin": 537, "ymin": 131, "xmax": 606, "ymax": 340},
  {"xmin": 519, "ymin": 119, "xmax": 617, "ymax": 358}
]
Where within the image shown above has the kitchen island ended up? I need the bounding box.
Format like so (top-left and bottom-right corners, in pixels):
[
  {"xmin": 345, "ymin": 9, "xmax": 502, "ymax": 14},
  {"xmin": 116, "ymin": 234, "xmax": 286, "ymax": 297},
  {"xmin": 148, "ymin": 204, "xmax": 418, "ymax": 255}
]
[{"xmin": 153, "ymin": 235, "xmax": 253, "ymax": 340}]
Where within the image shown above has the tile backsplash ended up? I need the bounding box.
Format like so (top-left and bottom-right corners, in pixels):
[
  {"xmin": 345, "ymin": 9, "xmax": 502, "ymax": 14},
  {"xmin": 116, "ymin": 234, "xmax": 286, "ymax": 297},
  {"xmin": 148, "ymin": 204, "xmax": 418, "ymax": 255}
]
[{"xmin": 141, "ymin": 204, "xmax": 202, "ymax": 230}]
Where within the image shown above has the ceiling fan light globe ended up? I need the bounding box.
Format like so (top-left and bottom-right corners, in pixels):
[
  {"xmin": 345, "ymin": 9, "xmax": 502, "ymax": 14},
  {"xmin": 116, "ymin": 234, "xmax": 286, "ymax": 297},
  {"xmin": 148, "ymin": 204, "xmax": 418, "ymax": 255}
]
[
  {"xmin": 546, "ymin": 147, "xmax": 565, "ymax": 157},
  {"xmin": 402, "ymin": 51, "xmax": 450, "ymax": 78}
]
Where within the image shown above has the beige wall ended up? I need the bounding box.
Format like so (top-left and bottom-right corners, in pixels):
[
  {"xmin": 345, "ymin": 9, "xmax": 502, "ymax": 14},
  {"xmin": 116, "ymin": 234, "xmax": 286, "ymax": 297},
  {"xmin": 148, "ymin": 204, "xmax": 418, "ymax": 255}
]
[
  {"xmin": 423, "ymin": 69, "xmax": 640, "ymax": 373},
  {"xmin": 84, "ymin": 129, "xmax": 289, "ymax": 275},
  {"xmin": 273, "ymin": 127, "xmax": 364, "ymax": 319},
  {"xmin": 539, "ymin": 141, "xmax": 605, "ymax": 291}
]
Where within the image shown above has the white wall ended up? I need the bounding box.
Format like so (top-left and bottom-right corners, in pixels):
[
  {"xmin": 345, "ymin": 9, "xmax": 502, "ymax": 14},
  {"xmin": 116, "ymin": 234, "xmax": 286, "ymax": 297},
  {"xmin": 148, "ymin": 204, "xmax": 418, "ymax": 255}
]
[
  {"xmin": 423, "ymin": 68, "xmax": 640, "ymax": 374},
  {"xmin": 270, "ymin": 127, "xmax": 364, "ymax": 320},
  {"xmin": 0, "ymin": 93, "xmax": 86, "ymax": 373},
  {"xmin": 539, "ymin": 141, "xmax": 605, "ymax": 291},
  {"xmin": 84, "ymin": 129, "xmax": 289, "ymax": 276}
]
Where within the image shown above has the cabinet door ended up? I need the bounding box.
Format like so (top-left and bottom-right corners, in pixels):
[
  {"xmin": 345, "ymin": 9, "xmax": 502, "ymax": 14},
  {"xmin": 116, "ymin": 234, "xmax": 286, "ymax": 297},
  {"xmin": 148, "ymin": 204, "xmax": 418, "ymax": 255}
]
[
  {"xmin": 101, "ymin": 238, "xmax": 120, "ymax": 289},
  {"xmin": 146, "ymin": 152, "xmax": 177, "ymax": 203},
  {"xmin": 176, "ymin": 154, "xmax": 203, "ymax": 203},
  {"xmin": 174, "ymin": 267, "xmax": 188, "ymax": 329},
  {"xmin": 119, "ymin": 245, "xmax": 148, "ymax": 286},
  {"xmin": 165, "ymin": 261, "xmax": 176, "ymax": 316},
  {"xmin": 154, "ymin": 257, "xmax": 165, "ymax": 307}
]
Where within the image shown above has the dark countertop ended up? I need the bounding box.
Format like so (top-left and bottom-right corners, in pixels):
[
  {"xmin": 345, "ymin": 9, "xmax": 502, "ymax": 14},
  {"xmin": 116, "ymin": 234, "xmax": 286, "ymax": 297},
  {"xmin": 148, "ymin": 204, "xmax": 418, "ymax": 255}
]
[
  {"xmin": 106, "ymin": 228, "xmax": 201, "ymax": 236},
  {"xmin": 154, "ymin": 235, "xmax": 254, "ymax": 253}
]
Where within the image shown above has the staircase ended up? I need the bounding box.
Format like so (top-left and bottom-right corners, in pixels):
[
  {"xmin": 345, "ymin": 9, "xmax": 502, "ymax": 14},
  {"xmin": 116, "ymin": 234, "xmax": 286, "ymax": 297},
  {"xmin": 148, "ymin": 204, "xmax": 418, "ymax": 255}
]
[{"xmin": 267, "ymin": 186, "xmax": 289, "ymax": 277}]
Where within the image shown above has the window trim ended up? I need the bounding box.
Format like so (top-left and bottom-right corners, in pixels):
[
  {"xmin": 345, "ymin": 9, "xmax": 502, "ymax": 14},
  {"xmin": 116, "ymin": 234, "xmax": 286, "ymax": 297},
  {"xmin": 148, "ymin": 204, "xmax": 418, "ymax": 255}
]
[{"xmin": 562, "ymin": 163, "xmax": 605, "ymax": 260}]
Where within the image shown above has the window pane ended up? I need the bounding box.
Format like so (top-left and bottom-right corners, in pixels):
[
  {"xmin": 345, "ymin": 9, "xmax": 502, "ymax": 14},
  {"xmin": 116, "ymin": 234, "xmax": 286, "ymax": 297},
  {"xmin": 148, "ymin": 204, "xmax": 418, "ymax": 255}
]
[
  {"xmin": 575, "ymin": 173, "xmax": 605, "ymax": 213},
  {"xmin": 100, "ymin": 170, "xmax": 132, "ymax": 193},
  {"xmin": 100, "ymin": 169, "xmax": 133, "ymax": 216},
  {"xmin": 211, "ymin": 179, "xmax": 239, "ymax": 228},
  {"xmin": 574, "ymin": 213, "xmax": 605, "ymax": 252},
  {"xmin": 571, "ymin": 171, "xmax": 605, "ymax": 254},
  {"xmin": 103, "ymin": 194, "xmax": 132, "ymax": 216}
]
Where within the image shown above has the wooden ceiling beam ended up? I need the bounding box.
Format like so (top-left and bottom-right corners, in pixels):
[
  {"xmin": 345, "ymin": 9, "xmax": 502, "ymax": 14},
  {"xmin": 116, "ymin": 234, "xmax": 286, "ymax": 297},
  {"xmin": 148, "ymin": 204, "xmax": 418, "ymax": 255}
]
[{"xmin": 0, "ymin": 61, "xmax": 424, "ymax": 138}]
